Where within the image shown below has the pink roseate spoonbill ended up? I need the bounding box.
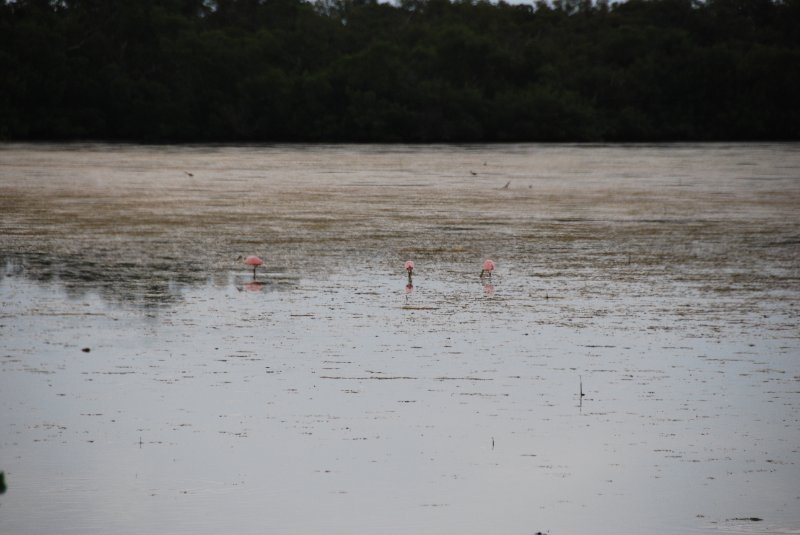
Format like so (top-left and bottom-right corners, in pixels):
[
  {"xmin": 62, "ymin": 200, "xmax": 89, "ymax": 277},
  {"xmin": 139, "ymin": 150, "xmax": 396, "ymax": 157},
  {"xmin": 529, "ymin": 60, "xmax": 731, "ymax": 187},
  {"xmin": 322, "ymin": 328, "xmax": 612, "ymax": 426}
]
[
  {"xmin": 244, "ymin": 255, "xmax": 264, "ymax": 278},
  {"xmin": 480, "ymin": 259, "xmax": 495, "ymax": 278},
  {"xmin": 404, "ymin": 260, "xmax": 415, "ymax": 282}
]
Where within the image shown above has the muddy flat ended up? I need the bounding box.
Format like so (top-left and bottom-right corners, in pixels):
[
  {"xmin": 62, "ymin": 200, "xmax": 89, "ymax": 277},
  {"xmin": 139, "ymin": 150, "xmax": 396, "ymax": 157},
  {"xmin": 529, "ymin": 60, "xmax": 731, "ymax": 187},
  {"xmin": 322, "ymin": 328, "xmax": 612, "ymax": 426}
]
[{"xmin": 1, "ymin": 143, "xmax": 799, "ymax": 534}]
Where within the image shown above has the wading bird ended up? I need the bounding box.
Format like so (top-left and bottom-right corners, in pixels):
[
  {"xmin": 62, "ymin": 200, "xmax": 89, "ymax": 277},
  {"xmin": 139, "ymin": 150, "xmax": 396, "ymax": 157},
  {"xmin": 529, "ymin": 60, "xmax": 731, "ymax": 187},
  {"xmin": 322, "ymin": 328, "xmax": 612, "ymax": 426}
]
[
  {"xmin": 480, "ymin": 259, "xmax": 495, "ymax": 278},
  {"xmin": 245, "ymin": 255, "xmax": 264, "ymax": 278},
  {"xmin": 404, "ymin": 260, "xmax": 415, "ymax": 281}
]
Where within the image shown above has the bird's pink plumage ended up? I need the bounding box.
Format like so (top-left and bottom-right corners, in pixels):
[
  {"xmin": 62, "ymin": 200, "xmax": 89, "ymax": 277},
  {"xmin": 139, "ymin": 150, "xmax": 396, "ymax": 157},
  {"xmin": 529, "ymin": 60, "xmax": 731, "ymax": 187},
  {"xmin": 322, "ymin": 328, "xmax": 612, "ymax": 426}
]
[{"xmin": 245, "ymin": 255, "xmax": 264, "ymax": 267}]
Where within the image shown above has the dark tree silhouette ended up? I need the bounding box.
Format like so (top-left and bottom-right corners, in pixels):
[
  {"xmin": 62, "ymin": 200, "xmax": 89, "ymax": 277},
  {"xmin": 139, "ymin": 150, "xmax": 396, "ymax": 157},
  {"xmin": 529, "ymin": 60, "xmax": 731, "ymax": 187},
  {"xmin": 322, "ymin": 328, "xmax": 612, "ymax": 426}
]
[{"xmin": 1, "ymin": 0, "xmax": 798, "ymax": 142}]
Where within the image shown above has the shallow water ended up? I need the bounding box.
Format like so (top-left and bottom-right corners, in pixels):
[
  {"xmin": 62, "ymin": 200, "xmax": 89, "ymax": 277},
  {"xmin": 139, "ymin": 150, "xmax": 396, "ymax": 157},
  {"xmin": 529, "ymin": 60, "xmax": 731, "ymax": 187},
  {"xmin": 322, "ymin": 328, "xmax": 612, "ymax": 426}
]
[{"xmin": 1, "ymin": 143, "xmax": 799, "ymax": 535}]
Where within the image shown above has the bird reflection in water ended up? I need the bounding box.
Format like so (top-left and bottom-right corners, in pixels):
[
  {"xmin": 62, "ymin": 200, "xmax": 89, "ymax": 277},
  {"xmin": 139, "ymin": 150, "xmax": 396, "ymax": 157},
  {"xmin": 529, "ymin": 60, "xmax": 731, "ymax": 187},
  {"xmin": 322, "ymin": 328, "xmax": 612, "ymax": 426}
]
[
  {"xmin": 243, "ymin": 280, "xmax": 266, "ymax": 292},
  {"xmin": 482, "ymin": 282, "xmax": 495, "ymax": 296}
]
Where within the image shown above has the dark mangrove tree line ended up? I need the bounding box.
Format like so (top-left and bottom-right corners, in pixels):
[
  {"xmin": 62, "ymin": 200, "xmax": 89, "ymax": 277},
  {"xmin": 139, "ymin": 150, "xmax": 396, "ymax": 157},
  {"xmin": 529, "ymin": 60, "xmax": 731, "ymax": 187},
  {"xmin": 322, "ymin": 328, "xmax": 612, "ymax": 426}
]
[{"xmin": 1, "ymin": 0, "xmax": 799, "ymax": 142}]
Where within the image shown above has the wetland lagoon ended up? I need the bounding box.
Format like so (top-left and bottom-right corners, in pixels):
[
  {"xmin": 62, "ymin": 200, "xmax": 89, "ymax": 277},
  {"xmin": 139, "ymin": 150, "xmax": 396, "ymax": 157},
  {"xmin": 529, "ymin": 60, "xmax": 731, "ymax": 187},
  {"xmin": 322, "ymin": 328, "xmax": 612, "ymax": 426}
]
[{"xmin": 1, "ymin": 143, "xmax": 799, "ymax": 535}]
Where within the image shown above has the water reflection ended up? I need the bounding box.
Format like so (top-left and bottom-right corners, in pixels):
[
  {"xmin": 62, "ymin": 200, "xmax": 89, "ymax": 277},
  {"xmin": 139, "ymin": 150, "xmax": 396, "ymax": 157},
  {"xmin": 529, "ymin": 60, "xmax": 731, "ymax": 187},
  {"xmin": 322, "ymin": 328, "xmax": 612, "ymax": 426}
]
[
  {"xmin": 1, "ymin": 253, "xmax": 191, "ymax": 308},
  {"xmin": 482, "ymin": 282, "xmax": 495, "ymax": 296},
  {"xmin": 242, "ymin": 281, "xmax": 266, "ymax": 292},
  {"xmin": 1, "ymin": 252, "xmax": 297, "ymax": 309},
  {"xmin": 233, "ymin": 277, "xmax": 296, "ymax": 293}
]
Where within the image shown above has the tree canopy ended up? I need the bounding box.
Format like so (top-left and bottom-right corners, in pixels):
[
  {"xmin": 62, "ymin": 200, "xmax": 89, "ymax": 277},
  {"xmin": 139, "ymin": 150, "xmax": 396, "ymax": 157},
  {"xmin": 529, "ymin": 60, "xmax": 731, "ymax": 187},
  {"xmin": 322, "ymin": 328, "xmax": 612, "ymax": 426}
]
[{"xmin": 1, "ymin": 0, "xmax": 798, "ymax": 142}]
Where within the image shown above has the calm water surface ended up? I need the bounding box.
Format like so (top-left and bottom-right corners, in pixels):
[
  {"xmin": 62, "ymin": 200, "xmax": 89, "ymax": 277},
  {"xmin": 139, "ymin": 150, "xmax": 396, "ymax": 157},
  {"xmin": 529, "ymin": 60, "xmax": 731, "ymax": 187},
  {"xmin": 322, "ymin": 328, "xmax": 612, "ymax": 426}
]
[{"xmin": 1, "ymin": 143, "xmax": 799, "ymax": 535}]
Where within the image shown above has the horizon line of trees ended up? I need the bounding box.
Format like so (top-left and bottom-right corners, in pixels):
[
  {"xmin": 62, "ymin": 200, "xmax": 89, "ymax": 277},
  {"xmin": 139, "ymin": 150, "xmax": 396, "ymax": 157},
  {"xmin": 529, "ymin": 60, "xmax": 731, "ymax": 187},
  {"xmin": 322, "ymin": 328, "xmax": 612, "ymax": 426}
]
[{"xmin": 1, "ymin": 0, "xmax": 799, "ymax": 143}]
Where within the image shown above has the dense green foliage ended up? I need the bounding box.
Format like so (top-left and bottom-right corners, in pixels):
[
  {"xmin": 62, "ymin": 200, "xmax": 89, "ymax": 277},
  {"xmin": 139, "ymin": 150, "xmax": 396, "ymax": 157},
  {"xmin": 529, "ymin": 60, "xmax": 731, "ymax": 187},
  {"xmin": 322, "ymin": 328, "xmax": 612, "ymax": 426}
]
[{"xmin": 1, "ymin": 0, "xmax": 798, "ymax": 141}]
